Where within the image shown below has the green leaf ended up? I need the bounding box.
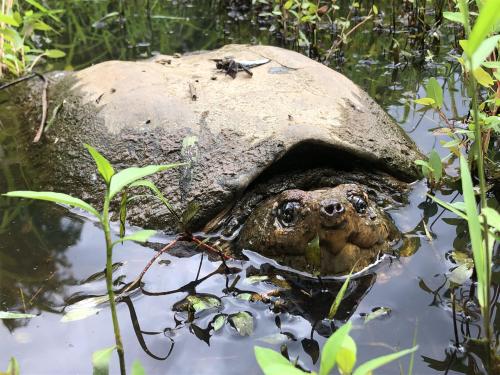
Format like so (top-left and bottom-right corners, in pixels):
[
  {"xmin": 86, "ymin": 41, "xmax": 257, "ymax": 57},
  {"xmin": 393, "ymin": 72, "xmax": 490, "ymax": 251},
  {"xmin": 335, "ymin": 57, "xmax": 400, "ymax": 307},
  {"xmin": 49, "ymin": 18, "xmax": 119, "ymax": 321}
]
[
  {"xmin": 482, "ymin": 207, "xmax": 500, "ymax": 231},
  {"xmin": 473, "ymin": 67, "xmax": 494, "ymax": 87},
  {"xmin": 179, "ymin": 294, "xmax": 221, "ymax": 313},
  {"xmin": 228, "ymin": 311, "xmax": 254, "ymax": 336},
  {"xmin": 130, "ymin": 360, "xmax": 146, "ymax": 375},
  {"xmin": 84, "ymin": 144, "xmax": 115, "ymax": 184},
  {"xmin": 428, "ymin": 150, "xmax": 443, "ymax": 182},
  {"xmin": 319, "ymin": 321, "xmax": 352, "ymax": 375},
  {"xmin": 92, "ymin": 346, "xmax": 116, "ymax": 375},
  {"xmin": 448, "ymin": 264, "xmax": 473, "ymax": 285},
  {"xmin": 254, "ymin": 347, "xmax": 306, "ymax": 375},
  {"xmin": 109, "ymin": 164, "xmax": 181, "ymax": 199},
  {"xmin": 181, "ymin": 201, "xmax": 200, "ymax": 229},
  {"xmin": 212, "ymin": 314, "xmax": 227, "ymax": 331},
  {"xmin": 425, "ymin": 78, "xmax": 443, "ymax": 108},
  {"xmin": 2, "ymin": 191, "xmax": 99, "ymax": 218},
  {"xmin": 465, "ymin": 0, "xmax": 500, "ymax": 57},
  {"xmin": 443, "ymin": 11, "xmax": 466, "ymax": 25},
  {"xmin": 427, "ymin": 194, "xmax": 468, "ymax": 220},
  {"xmin": 364, "ymin": 307, "xmax": 392, "ymax": 323},
  {"xmin": 113, "ymin": 229, "xmax": 156, "ymax": 246},
  {"xmin": 414, "ymin": 97, "xmax": 435, "ymax": 106},
  {"xmin": 129, "ymin": 179, "xmax": 179, "ymax": 221},
  {"xmin": 460, "ymin": 156, "xmax": 487, "ymax": 308},
  {"xmin": 6, "ymin": 357, "xmax": 20, "ymax": 375},
  {"xmin": 471, "ymin": 35, "xmax": 500, "ymax": 69},
  {"xmin": 328, "ymin": 272, "xmax": 351, "ymax": 319},
  {"xmin": 44, "ymin": 49, "xmax": 66, "ymax": 59},
  {"xmin": 305, "ymin": 234, "xmax": 321, "ymax": 269},
  {"xmin": 119, "ymin": 191, "xmax": 127, "ymax": 238},
  {"xmin": 352, "ymin": 345, "xmax": 418, "ymax": 375},
  {"xmin": 0, "ymin": 311, "xmax": 36, "ymax": 319},
  {"xmin": 0, "ymin": 13, "xmax": 20, "ymax": 26},
  {"xmin": 337, "ymin": 335, "xmax": 357, "ymax": 374}
]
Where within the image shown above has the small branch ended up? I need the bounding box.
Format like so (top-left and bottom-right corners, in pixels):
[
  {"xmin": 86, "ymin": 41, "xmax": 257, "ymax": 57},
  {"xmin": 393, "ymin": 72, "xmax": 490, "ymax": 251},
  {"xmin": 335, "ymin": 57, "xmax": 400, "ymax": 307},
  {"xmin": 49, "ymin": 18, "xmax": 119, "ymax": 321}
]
[{"xmin": 32, "ymin": 73, "xmax": 48, "ymax": 143}]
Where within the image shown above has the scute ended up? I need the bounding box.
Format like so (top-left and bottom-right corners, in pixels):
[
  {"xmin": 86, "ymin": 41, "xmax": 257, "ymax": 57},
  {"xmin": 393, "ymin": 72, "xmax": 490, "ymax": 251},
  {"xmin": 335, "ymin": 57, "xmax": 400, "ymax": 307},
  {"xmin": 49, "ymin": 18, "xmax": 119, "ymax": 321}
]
[{"xmin": 20, "ymin": 44, "xmax": 423, "ymax": 232}]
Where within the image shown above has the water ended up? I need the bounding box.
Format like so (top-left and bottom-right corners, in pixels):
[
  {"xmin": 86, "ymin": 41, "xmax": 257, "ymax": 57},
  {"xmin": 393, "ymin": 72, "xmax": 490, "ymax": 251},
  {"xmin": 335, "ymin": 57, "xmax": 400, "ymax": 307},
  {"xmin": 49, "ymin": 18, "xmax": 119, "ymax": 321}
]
[{"xmin": 0, "ymin": 1, "xmax": 497, "ymax": 374}]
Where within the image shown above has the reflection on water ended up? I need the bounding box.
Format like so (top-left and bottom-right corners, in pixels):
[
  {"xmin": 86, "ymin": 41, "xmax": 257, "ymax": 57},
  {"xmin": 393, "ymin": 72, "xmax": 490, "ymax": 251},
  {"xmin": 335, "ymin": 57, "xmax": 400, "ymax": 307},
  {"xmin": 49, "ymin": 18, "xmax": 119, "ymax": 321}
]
[{"xmin": 0, "ymin": 1, "xmax": 498, "ymax": 374}]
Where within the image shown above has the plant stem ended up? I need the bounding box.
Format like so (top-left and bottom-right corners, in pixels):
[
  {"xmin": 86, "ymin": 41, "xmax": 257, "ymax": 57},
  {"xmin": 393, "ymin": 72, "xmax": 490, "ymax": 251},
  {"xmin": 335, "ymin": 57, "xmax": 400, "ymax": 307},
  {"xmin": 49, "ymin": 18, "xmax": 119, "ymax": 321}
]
[
  {"xmin": 470, "ymin": 66, "xmax": 492, "ymax": 361},
  {"xmin": 102, "ymin": 194, "xmax": 126, "ymax": 375}
]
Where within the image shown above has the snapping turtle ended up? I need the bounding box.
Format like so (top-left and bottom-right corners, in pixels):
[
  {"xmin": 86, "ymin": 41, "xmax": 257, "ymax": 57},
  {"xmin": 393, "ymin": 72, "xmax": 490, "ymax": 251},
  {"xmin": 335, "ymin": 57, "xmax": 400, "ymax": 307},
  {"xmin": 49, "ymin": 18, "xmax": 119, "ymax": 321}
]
[{"xmin": 14, "ymin": 44, "xmax": 423, "ymax": 275}]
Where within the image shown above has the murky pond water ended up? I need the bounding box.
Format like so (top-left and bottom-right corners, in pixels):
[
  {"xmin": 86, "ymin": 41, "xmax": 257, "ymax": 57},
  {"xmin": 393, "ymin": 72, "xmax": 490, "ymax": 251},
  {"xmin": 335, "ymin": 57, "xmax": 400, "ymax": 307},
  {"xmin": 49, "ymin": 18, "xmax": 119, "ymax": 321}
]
[{"xmin": 0, "ymin": 1, "xmax": 498, "ymax": 374}]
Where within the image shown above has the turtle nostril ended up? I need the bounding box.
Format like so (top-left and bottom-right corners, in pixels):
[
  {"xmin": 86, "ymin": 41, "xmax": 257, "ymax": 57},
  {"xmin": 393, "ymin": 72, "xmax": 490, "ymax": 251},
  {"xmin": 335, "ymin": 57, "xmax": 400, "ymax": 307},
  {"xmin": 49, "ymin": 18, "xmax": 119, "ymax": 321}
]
[{"xmin": 322, "ymin": 201, "xmax": 344, "ymax": 216}]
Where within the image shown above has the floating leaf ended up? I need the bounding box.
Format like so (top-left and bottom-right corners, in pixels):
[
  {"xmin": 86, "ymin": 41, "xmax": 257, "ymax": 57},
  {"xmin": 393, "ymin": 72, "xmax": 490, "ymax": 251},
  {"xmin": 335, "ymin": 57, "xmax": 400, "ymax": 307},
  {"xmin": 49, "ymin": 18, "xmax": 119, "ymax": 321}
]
[
  {"xmin": 212, "ymin": 314, "xmax": 226, "ymax": 332},
  {"xmin": 92, "ymin": 346, "xmax": 116, "ymax": 375},
  {"xmin": 229, "ymin": 311, "xmax": 254, "ymax": 336},
  {"xmin": 61, "ymin": 307, "xmax": 100, "ymax": 322},
  {"xmin": 0, "ymin": 311, "xmax": 36, "ymax": 319},
  {"xmin": 319, "ymin": 321, "xmax": 352, "ymax": 375},
  {"xmin": 448, "ymin": 264, "xmax": 473, "ymax": 285},
  {"xmin": 244, "ymin": 275, "xmax": 269, "ymax": 284},
  {"xmin": 62, "ymin": 295, "xmax": 109, "ymax": 322},
  {"xmin": 337, "ymin": 335, "xmax": 357, "ymax": 375},
  {"xmin": 257, "ymin": 333, "xmax": 290, "ymax": 345},
  {"xmin": 2, "ymin": 191, "xmax": 99, "ymax": 218},
  {"xmin": 352, "ymin": 345, "xmax": 418, "ymax": 375},
  {"xmin": 364, "ymin": 307, "xmax": 392, "ymax": 323},
  {"xmin": 84, "ymin": 144, "xmax": 115, "ymax": 184}
]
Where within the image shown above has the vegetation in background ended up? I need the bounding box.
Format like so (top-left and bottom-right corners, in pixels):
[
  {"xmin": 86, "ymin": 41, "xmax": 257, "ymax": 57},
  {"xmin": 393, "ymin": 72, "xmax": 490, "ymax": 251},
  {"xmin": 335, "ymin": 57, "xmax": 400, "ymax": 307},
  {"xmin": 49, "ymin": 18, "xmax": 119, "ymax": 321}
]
[
  {"xmin": 3, "ymin": 145, "xmax": 180, "ymax": 375},
  {"xmin": 414, "ymin": 0, "xmax": 500, "ymax": 369},
  {"xmin": 0, "ymin": 0, "xmax": 65, "ymax": 78}
]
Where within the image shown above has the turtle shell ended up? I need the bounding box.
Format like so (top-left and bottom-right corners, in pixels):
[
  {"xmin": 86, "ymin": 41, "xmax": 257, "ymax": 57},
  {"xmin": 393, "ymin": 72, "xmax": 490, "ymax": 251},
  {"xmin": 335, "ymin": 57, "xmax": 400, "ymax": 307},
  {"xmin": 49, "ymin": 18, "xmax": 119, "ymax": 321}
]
[{"xmin": 21, "ymin": 44, "xmax": 423, "ymax": 232}]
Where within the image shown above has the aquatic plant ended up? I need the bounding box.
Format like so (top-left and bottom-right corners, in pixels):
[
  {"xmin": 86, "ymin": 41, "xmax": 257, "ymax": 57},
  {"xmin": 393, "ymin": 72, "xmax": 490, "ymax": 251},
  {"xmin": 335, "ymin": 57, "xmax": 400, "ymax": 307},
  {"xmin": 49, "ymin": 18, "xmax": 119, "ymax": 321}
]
[
  {"xmin": 3, "ymin": 144, "xmax": 180, "ymax": 375},
  {"xmin": 255, "ymin": 320, "xmax": 418, "ymax": 375},
  {"xmin": 414, "ymin": 0, "xmax": 500, "ymax": 367},
  {"xmin": 0, "ymin": 0, "xmax": 65, "ymax": 78}
]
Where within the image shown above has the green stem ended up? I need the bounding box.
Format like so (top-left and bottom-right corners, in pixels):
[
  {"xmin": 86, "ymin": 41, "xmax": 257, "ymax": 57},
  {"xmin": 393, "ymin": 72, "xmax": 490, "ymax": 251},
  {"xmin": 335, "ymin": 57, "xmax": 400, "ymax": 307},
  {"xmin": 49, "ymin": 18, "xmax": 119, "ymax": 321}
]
[
  {"xmin": 102, "ymin": 194, "xmax": 126, "ymax": 375},
  {"xmin": 470, "ymin": 67, "xmax": 492, "ymax": 362}
]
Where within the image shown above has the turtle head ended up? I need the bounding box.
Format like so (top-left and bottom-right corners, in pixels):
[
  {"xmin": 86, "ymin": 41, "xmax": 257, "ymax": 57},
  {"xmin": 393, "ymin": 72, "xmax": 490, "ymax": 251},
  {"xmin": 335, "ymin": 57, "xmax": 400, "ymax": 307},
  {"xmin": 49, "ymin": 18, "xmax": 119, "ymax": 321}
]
[{"xmin": 237, "ymin": 184, "xmax": 398, "ymax": 275}]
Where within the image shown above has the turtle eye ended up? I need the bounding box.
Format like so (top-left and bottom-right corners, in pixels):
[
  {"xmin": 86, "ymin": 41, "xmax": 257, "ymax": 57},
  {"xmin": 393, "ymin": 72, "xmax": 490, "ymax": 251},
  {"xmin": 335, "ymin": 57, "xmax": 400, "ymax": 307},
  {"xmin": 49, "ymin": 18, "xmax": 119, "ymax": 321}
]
[
  {"xmin": 349, "ymin": 195, "xmax": 367, "ymax": 213},
  {"xmin": 277, "ymin": 201, "xmax": 300, "ymax": 227}
]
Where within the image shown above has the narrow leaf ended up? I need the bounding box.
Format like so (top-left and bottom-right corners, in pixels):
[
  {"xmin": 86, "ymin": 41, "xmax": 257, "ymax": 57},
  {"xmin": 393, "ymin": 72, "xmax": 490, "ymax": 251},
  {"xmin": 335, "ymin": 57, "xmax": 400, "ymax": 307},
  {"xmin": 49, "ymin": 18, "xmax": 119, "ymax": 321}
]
[
  {"xmin": 0, "ymin": 13, "xmax": 20, "ymax": 26},
  {"xmin": 471, "ymin": 35, "xmax": 500, "ymax": 69},
  {"xmin": 113, "ymin": 229, "xmax": 156, "ymax": 246},
  {"xmin": 465, "ymin": 0, "xmax": 500, "ymax": 56},
  {"xmin": 129, "ymin": 179, "xmax": 179, "ymax": 221},
  {"xmin": 84, "ymin": 144, "xmax": 115, "ymax": 184},
  {"xmin": 92, "ymin": 346, "xmax": 116, "ymax": 375},
  {"xmin": 6, "ymin": 357, "xmax": 20, "ymax": 375},
  {"xmin": 0, "ymin": 311, "xmax": 36, "ymax": 319},
  {"xmin": 352, "ymin": 345, "xmax": 418, "ymax": 375},
  {"xmin": 319, "ymin": 321, "xmax": 352, "ymax": 375},
  {"xmin": 482, "ymin": 207, "xmax": 500, "ymax": 231},
  {"xmin": 328, "ymin": 273, "xmax": 351, "ymax": 319},
  {"xmin": 414, "ymin": 98, "xmax": 435, "ymax": 106},
  {"xmin": 443, "ymin": 11, "xmax": 465, "ymax": 25},
  {"xmin": 460, "ymin": 156, "xmax": 487, "ymax": 308},
  {"xmin": 119, "ymin": 191, "xmax": 127, "ymax": 238},
  {"xmin": 2, "ymin": 191, "xmax": 99, "ymax": 218},
  {"xmin": 44, "ymin": 49, "xmax": 66, "ymax": 58},
  {"xmin": 337, "ymin": 335, "xmax": 357, "ymax": 375}
]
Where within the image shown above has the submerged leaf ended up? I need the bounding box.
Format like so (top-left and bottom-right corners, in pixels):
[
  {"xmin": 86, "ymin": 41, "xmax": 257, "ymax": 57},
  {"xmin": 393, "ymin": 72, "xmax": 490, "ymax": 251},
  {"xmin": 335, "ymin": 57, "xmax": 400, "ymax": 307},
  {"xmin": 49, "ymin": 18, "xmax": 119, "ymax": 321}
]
[
  {"xmin": 229, "ymin": 311, "xmax": 254, "ymax": 336},
  {"xmin": 211, "ymin": 314, "xmax": 227, "ymax": 331},
  {"xmin": 363, "ymin": 307, "xmax": 392, "ymax": 323}
]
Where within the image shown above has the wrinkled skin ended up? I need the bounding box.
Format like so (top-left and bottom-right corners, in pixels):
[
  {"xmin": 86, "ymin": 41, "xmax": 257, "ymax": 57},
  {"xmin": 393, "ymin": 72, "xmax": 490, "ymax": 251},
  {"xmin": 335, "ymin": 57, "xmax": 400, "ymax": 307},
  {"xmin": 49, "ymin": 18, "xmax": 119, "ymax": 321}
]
[{"xmin": 237, "ymin": 184, "xmax": 399, "ymax": 275}]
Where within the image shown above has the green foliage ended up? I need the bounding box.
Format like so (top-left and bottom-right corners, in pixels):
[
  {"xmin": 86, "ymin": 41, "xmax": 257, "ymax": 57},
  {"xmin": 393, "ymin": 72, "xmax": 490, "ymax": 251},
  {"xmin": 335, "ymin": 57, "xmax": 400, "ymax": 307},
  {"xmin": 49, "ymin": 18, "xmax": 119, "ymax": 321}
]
[
  {"xmin": 0, "ymin": 311, "xmax": 36, "ymax": 319},
  {"xmin": 0, "ymin": 0, "xmax": 65, "ymax": 77},
  {"xmin": 255, "ymin": 320, "xmax": 417, "ymax": 375},
  {"xmin": 2, "ymin": 357, "xmax": 20, "ymax": 375},
  {"xmin": 92, "ymin": 346, "xmax": 116, "ymax": 375},
  {"xmin": 327, "ymin": 270, "xmax": 352, "ymax": 320},
  {"xmin": 414, "ymin": 150, "xmax": 443, "ymax": 188}
]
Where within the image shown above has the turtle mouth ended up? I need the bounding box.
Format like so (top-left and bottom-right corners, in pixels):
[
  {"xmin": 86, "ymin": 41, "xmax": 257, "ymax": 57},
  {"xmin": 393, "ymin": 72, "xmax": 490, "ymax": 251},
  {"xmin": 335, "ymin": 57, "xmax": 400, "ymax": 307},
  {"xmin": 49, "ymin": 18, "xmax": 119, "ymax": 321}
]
[{"xmin": 321, "ymin": 220, "xmax": 347, "ymax": 230}]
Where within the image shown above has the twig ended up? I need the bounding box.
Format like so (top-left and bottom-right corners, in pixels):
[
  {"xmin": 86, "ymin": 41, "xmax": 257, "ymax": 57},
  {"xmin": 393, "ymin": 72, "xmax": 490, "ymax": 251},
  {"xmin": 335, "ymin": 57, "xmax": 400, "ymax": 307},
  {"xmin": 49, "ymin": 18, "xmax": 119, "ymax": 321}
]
[
  {"xmin": 0, "ymin": 73, "xmax": 37, "ymax": 91},
  {"xmin": 32, "ymin": 73, "xmax": 48, "ymax": 143},
  {"xmin": 326, "ymin": 14, "xmax": 373, "ymax": 60},
  {"xmin": 121, "ymin": 239, "xmax": 179, "ymax": 294}
]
